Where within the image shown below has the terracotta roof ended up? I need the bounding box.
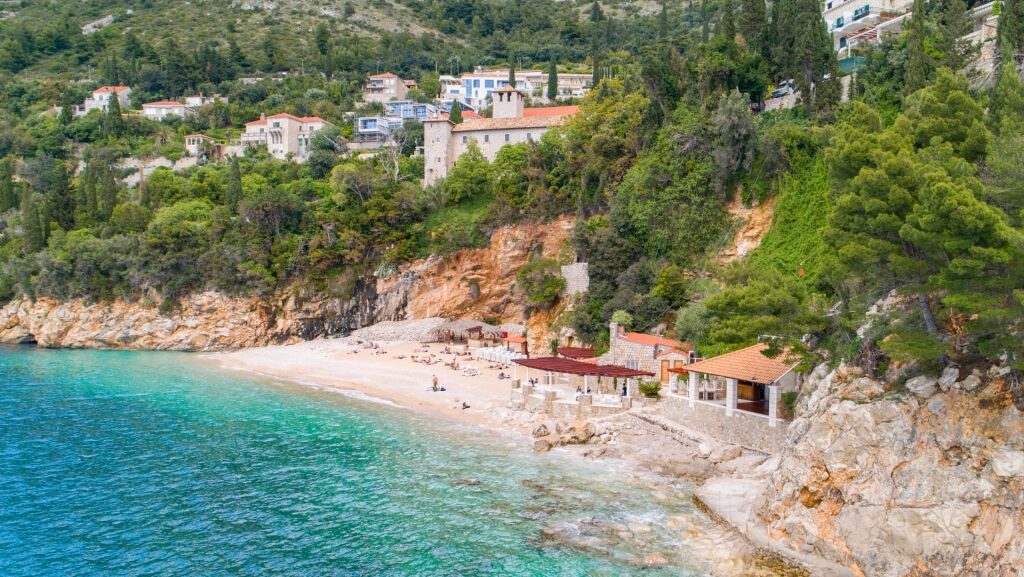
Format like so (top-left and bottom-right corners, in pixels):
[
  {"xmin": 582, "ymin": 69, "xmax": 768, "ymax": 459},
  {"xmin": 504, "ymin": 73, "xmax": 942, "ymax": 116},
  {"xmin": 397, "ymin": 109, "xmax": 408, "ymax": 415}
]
[
  {"xmin": 684, "ymin": 343, "xmax": 797, "ymax": 385},
  {"xmin": 493, "ymin": 86, "xmax": 527, "ymax": 95},
  {"xmin": 451, "ymin": 115, "xmax": 570, "ymax": 132},
  {"xmin": 370, "ymin": 72, "xmax": 400, "ymax": 79},
  {"xmin": 514, "ymin": 357, "xmax": 654, "ymax": 378},
  {"xmin": 621, "ymin": 332, "xmax": 691, "ymax": 351},
  {"xmin": 502, "ymin": 335, "xmax": 528, "ymax": 344},
  {"xmin": 248, "ymin": 113, "xmax": 330, "ymax": 125},
  {"xmin": 144, "ymin": 100, "xmax": 185, "ymax": 106},
  {"xmin": 437, "ymin": 110, "xmax": 482, "ymax": 120},
  {"xmin": 558, "ymin": 347, "xmax": 596, "ymax": 359},
  {"xmin": 94, "ymin": 85, "xmax": 130, "ymax": 93},
  {"xmin": 524, "ymin": 105, "xmax": 580, "ymax": 117}
]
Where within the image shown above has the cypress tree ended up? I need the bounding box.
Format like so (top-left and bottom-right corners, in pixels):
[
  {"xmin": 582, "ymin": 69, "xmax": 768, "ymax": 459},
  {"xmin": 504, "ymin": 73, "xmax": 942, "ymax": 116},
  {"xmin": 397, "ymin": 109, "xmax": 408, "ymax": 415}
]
[
  {"xmin": 939, "ymin": 0, "xmax": 973, "ymax": 70},
  {"xmin": 105, "ymin": 96, "xmax": 126, "ymax": 138},
  {"xmin": 448, "ymin": 100, "xmax": 464, "ymax": 124},
  {"xmin": 773, "ymin": 0, "xmax": 835, "ymax": 116},
  {"xmin": 547, "ymin": 59, "xmax": 559, "ymax": 101},
  {"xmin": 658, "ymin": 0, "xmax": 669, "ymax": 41},
  {"xmin": 47, "ymin": 159, "xmax": 74, "ymax": 231},
  {"xmin": 22, "ymin": 194, "xmax": 45, "ymax": 253},
  {"xmin": 226, "ymin": 157, "xmax": 242, "ymax": 212},
  {"xmin": 98, "ymin": 167, "xmax": 117, "ymax": 222},
  {"xmin": 77, "ymin": 164, "xmax": 98, "ymax": 225},
  {"xmin": 739, "ymin": 0, "xmax": 767, "ymax": 54},
  {"xmin": 508, "ymin": 62, "xmax": 516, "ymax": 88},
  {"xmin": 701, "ymin": 0, "xmax": 710, "ymax": 43},
  {"xmin": 0, "ymin": 158, "xmax": 16, "ymax": 213},
  {"xmin": 721, "ymin": 0, "xmax": 737, "ymax": 42},
  {"xmin": 1000, "ymin": 0, "xmax": 1024, "ymax": 62},
  {"xmin": 905, "ymin": 0, "xmax": 930, "ymax": 94}
]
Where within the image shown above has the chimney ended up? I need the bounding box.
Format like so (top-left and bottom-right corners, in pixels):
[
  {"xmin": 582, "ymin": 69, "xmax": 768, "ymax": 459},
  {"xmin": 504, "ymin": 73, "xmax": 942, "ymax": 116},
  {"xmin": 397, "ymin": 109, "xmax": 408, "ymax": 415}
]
[{"xmin": 492, "ymin": 87, "xmax": 524, "ymax": 119}]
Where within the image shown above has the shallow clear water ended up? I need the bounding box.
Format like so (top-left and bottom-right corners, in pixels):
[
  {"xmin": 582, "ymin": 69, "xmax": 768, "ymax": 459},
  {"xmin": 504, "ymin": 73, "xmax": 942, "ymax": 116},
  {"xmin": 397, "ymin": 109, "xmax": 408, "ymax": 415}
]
[{"xmin": 0, "ymin": 346, "xmax": 716, "ymax": 576}]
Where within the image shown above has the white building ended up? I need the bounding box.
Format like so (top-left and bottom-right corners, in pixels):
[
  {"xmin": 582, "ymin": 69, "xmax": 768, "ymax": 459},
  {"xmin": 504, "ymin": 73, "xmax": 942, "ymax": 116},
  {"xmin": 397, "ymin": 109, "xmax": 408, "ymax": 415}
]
[
  {"xmin": 142, "ymin": 100, "xmax": 192, "ymax": 121},
  {"xmin": 825, "ymin": 0, "xmax": 914, "ymax": 51},
  {"xmin": 184, "ymin": 94, "xmax": 228, "ymax": 107},
  {"xmin": 76, "ymin": 86, "xmax": 132, "ymax": 116},
  {"xmin": 241, "ymin": 113, "xmax": 332, "ymax": 162},
  {"xmin": 422, "ymin": 87, "xmax": 578, "ymax": 186},
  {"xmin": 451, "ymin": 68, "xmax": 593, "ymax": 109}
]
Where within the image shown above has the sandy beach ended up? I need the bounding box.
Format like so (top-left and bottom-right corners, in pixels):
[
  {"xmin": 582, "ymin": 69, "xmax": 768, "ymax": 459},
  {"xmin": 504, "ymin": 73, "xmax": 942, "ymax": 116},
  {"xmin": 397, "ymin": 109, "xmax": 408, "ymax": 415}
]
[{"xmin": 209, "ymin": 338, "xmax": 533, "ymax": 432}]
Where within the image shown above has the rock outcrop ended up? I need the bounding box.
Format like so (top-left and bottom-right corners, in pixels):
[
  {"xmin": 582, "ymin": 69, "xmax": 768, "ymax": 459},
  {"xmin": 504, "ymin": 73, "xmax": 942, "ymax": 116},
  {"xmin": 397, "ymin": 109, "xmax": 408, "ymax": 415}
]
[
  {"xmin": 759, "ymin": 363, "xmax": 1024, "ymax": 577},
  {"xmin": 0, "ymin": 288, "xmax": 374, "ymax": 351}
]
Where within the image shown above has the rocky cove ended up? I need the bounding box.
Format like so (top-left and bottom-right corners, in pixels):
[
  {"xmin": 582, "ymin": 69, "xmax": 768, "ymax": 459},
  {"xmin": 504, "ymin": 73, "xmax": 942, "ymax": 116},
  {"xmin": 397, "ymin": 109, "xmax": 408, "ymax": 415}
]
[{"xmin": 0, "ymin": 218, "xmax": 574, "ymax": 351}]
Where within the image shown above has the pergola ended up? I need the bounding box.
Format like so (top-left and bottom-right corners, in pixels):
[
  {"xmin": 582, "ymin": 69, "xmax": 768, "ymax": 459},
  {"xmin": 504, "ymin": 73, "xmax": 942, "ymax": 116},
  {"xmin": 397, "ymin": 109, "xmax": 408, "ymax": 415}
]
[{"xmin": 513, "ymin": 357, "xmax": 653, "ymax": 394}]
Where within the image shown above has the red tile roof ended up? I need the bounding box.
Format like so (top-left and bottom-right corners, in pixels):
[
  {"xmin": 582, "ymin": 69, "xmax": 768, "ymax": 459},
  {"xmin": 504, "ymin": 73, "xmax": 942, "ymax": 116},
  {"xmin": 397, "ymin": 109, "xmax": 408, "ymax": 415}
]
[
  {"xmin": 451, "ymin": 114, "xmax": 570, "ymax": 132},
  {"xmin": 502, "ymin": 335, "xmax": 528, "ymax": 344},
  {"xmin": 438, "ymin": 110, "xmax": 482, "ymax": 120},
  {"xmin": 684, "ymin": 343, "xmax": 797, "ymax": 385},
  {"xmin": 621, "ymin": 332, "xmax": 690, "ymax": 351},
  {"xmin": 558, "ymin": 347, "xmax": 596, "ymax": 359},
  {"xmin": 94, "ymin": 85, "xmax": 130, "ymax": 93},
  {"xmin": 248, "ymin": 113, "xmax": 329, "ymax": 125},
  {"xmin": 370, "ymin": 72, "xmax": 400, "ymax": 79},
  {"xmin": 523, "ymin": 105, "xmax": 580, "ymax": 117},
  {"xmin": 514, "ymin": 357, "xmax": 654, "ymax": 377}
]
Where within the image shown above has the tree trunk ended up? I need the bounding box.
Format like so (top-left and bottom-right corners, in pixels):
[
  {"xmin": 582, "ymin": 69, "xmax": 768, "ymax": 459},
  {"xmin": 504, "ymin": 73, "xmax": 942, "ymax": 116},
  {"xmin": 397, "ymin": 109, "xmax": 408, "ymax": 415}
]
[{"xmin": 918, "ymin": 293, "xmax": 940, "ymax": 337}]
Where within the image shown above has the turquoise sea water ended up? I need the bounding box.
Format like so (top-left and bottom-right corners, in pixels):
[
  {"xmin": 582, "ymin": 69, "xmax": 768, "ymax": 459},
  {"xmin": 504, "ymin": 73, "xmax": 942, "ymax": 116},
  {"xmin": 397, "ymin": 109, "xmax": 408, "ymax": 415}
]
[{"xmin": 0, "ymin": 346, "xmax": 714, "ymax": 576}]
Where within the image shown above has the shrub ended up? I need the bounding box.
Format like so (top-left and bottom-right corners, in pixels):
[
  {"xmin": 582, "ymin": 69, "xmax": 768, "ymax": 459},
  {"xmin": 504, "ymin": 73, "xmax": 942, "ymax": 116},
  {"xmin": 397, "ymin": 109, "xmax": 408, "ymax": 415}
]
[
  {"xmin": 516, "ymin": 256, "xmax": 566, "ymax": 311},
  {"xmin": 638, "ymin": 380, "xmax": 662, "ymax": 399}
]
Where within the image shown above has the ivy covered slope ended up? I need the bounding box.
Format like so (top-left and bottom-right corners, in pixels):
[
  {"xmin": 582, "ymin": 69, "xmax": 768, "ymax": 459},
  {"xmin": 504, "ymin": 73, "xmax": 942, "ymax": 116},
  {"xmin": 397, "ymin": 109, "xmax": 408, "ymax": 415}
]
[{"xmin": 2, "ymin": 0, "xmax": 1024, "ymax": 376}]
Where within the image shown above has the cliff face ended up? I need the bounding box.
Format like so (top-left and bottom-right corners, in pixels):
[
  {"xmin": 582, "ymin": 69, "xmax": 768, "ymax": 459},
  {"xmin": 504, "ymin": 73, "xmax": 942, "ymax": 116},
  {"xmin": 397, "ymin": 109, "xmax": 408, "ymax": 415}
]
[
  {"xmin": 760, "ymin": 363, "xmax": 1024, "ymax": 577},
  {"xmin": 0, "ymin": 218, "xmax": 575, "ymax": 351},
  {"xmin": 0, "ymin": 287, "xmax": 375, "ymax": 351}
]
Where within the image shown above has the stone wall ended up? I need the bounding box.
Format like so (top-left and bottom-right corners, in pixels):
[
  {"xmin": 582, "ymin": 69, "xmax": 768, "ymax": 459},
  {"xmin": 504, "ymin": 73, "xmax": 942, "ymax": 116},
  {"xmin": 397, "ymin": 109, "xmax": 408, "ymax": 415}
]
[
  {"xmin": 559, "ymin": 262, "xmax": 589, "ymax": 296},
  {"xmin": 659, "ymin": 395, "xmax": 788, "ymax": 453}
]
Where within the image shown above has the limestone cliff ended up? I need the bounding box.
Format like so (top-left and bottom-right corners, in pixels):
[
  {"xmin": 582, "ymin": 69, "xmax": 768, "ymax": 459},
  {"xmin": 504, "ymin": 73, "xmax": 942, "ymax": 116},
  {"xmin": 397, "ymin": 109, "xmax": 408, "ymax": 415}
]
[
  {"xmin": 759, "ymin": 362, "xmax": 1024, "ymax": 577},
  {"xmin": 0, "ymin": 218, "xmax": 575, "ymax": 351}
]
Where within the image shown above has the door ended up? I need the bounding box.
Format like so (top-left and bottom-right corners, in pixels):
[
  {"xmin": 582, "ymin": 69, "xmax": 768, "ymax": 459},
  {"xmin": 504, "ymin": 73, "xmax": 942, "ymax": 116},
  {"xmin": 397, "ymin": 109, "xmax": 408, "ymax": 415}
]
[{"xmin": 660, "ymin": 360, "xmax": 670, "ymax": 383}]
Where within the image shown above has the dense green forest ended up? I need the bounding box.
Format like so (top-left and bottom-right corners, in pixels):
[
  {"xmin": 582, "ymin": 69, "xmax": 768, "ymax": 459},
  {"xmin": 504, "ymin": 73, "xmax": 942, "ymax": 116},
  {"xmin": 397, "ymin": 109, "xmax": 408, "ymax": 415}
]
[{"xmin": 2, "ymin": 0, "xmax": 1024, "ymax": 374}]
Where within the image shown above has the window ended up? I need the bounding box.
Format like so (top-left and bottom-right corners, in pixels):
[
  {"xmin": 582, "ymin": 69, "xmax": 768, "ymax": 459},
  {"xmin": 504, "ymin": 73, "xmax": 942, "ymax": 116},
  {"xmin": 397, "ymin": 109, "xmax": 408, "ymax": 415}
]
[
  {"xmin": 625, "ymin": 360, "xmax": 639, "ymax": 370},
  {"xmin": 504, "ymin": 133, "xmax": 510, "ymax": 142},
  {"xmin": 473, "ymin": 79, "xmax": 480, "ymax": 88},
  {"xmin": 462, "ymin": 136, "xmax": 467, "ymax": 143},
  {"xmin": 484, "ymin": 79, "xmax": 494, "ymax": 88},
  {"xmin": 526, "ymin": 133, "xmax": 533, "ymax": 142},
  {"xmin": 483, "ymin": 134, "xmax": 489, "ymax": 143}
]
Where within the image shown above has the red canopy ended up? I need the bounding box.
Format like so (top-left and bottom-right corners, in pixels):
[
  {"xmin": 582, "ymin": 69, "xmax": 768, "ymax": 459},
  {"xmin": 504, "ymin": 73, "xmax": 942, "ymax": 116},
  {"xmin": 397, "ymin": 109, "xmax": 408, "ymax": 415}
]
[{"xmin": 513, "ymin": 357, "xmax": 653, "ymax": 378}]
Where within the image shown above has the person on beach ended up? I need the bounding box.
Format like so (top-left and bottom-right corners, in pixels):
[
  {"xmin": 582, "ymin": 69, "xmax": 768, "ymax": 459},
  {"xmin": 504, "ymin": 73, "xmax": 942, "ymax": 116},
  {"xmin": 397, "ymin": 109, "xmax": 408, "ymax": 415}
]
[{"xmin": 432, "ymin": 375, "xmax": 439, "ymax": 392}]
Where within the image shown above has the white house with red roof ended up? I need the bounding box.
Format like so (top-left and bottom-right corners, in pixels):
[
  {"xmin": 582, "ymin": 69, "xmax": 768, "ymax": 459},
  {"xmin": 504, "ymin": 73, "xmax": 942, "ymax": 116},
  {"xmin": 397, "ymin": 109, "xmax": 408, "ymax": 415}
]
[
  {"xmin": 142, "ymin": 100, "xmax": 192, "ymax": 121},
  {"xmin": 601, "ymin": 319, "xmax": 696, "ymax": 384},
  {"xmin": 76, "ymin": 85, "xmax": 132, "ymax": 116},
  {"xmin": 422, "ymin": 87, "xmax": 579, "ymax": 186}
]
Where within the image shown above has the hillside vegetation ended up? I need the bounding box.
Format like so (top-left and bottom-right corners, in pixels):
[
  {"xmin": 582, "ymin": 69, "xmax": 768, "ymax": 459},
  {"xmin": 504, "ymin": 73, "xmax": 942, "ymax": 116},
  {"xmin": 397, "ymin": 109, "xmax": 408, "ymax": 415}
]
[{"xmin": 2, "ymin": 0, "xmax": 1024, "ymax": 379}]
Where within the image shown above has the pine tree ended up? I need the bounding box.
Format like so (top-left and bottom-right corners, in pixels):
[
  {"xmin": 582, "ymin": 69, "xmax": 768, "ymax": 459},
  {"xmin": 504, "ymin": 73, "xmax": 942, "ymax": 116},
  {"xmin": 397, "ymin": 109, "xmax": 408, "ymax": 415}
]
[
  {"xmin": 58, "ymin": 104, "xmax": 72, "ymax": 126},
  {"xmin": 739, "ymin": 0, "xmax": 767, "ymax": 54},
  {"xmin": 720, "ymin": 0, "xmax": 737, "ymax": 42},
  {"xmin": 0, "ymin": 158, "xmax": 16, "ymax": 213},
  {"xmin": 990, "ymin": 54, "xmax": 1024, "ymax": 134},
  {"xmin": 226, "ymin": 157, "xmax": 242, "ymax": 212},
  {"xmin": 547, "ymin": 59, "xmax": 559, "ymax": 101},
  {"xmin": 905, "ymin": 0, "xmax": 931, "ymax": 94},
  {"xmin": 448, "ymin": 100, "xmax": 464, "ymax": 124}
]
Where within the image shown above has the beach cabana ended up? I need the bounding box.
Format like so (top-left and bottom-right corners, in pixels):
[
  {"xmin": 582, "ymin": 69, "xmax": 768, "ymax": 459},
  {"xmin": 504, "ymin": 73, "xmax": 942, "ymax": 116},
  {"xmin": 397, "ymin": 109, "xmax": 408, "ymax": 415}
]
[
  {"xmin": 512, "ymin": 357, "xmax": 653, "ymax": 396},
  {"xmin": 430, "ymin": 319, "xmax": 500, "ymax": 345},
  {"xmin": 501, "ymin": 335, "xmax": 529, "ymax": 356}
]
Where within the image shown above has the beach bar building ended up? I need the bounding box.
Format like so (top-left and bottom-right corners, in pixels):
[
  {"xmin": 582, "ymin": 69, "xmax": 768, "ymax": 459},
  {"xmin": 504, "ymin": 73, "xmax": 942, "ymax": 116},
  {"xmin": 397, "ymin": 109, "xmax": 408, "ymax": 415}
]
[
  {"xmin": 511, "ymin": 357, "xmax": 654, "ymax": 419},
  {"xmin": 668, "ymin": 343, "xmax": 798, "ymax": 428}
]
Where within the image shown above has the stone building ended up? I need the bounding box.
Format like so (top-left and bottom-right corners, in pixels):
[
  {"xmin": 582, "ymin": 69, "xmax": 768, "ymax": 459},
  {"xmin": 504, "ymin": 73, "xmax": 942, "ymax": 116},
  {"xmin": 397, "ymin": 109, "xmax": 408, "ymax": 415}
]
[
  {"xmin": 422, "ymin": 87, "xmax": 578, "ymax": 186},
  {"xmin": 142, "ymin": 100, "xmax": 192, "ymax": 121},
  {"xmin": 241, "ymin": 113, "xmax": 332, "ymax": 162},
  {"xmin": 601, "ymin": 320, "xmax": 695, "ymax": 384},
  {"xmin": 362, "ymin": 72, "xmax": 413, "ymax": 103}
]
